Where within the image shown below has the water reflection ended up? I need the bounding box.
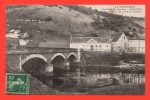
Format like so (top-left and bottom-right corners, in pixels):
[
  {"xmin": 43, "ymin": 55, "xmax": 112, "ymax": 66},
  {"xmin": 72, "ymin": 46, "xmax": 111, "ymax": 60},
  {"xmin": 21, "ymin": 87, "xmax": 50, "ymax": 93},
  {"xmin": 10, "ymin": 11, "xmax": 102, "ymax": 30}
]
[
  {"xmin": 32, "ymin": 65, "xmax": 145, "ymax": 92},
  {"xmin": 91, "ymin": 73, "xmax": 145, "ymax": 84},
  {"xmin": 52, "ymin": 67, "xmax": 145, "ymax": 88}
]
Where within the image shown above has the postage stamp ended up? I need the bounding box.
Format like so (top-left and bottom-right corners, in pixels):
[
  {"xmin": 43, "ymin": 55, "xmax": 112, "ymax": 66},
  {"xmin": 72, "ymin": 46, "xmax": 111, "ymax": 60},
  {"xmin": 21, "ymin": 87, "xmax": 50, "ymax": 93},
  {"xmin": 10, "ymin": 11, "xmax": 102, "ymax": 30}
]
[{"xmin": 6, "ymin": 73, "xmax": 29, "ymax": 94}]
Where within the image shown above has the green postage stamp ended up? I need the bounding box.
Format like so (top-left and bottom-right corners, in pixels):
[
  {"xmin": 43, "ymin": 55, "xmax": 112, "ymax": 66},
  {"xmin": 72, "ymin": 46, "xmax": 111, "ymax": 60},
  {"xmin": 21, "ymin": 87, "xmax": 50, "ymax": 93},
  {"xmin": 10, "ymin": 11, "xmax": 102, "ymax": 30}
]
[{"xmin": 6, "ymin": 73, "xmax": 29, "ymax": 94}]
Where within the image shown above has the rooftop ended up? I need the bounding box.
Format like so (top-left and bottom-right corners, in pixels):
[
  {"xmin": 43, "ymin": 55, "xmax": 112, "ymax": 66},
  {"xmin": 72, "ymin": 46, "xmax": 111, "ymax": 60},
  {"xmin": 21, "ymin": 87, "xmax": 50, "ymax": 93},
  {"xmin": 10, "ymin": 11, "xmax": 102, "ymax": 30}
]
[
  {"xmin": 24, "ymin": 41, "xmax": 39, "ymax": 47},
  {"xmin": 70, "ymin": 36, "xmax": 110, "ymax": 43},
  {"xmin": 124, "ymin": 32, "xmax": 145, "ymax": 40},
  {"xmin": 39, "ymin": 42, "xmax": 69, "ymax": 48},
  {"xmin": 111, "ymin": 33, "xmax": 122, "ymax": 42},
  {"xmin": 112, "ymin": 32, "xmax": 145, "ymax": 42}
]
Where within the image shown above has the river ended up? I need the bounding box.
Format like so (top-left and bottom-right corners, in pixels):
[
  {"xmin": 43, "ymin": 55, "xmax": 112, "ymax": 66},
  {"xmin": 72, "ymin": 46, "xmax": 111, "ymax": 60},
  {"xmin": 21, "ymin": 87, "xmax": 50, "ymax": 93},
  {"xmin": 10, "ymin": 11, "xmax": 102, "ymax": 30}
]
[{"xmin": 31, "ymin": 65, "xmax": 145, "ymax": 94}]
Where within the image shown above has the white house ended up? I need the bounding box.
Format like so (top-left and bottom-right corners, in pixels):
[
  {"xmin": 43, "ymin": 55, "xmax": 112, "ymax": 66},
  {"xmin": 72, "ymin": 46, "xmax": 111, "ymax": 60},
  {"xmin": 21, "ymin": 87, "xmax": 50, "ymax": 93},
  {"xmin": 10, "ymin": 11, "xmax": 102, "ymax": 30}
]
[
  {"xmin": 19, "ymin": 39, "xmax": 29, "ymax": 46},
  {"xmin": 6, "ymin": 32, "xmax": 19, "ymax": 38},
  {"xmin": 111, "ymin": 32, "xmax": 145, "ymax": 53},
  {"xmin": 127, "ymin": 33, "xmax": 145, "ymax": 53},
  {"xmin": 111, "ymin": 32, "xmax": 128, "ymax": 52},
  {"xmin": 6, "ymin": 30, "xmax": 21, "ymax": 38},
  {"xmin": 70, "ymin": 37, "xmax": 111, "ymax": 52}
]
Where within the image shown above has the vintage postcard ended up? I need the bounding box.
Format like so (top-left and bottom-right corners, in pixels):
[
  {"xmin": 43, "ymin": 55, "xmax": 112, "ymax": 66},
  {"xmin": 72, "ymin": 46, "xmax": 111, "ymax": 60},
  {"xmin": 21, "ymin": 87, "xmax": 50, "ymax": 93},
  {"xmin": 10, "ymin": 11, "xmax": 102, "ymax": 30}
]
[{"xmin": 5, "ymin": 5, "xmax": 145, "ymax": 95}]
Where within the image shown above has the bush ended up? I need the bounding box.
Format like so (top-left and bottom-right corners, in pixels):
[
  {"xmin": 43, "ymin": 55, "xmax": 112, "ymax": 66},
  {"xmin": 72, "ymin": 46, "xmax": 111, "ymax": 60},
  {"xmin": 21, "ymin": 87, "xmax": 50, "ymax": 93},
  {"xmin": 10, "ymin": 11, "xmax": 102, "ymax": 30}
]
[
  {"xmin": 121, "ymin": 53, "xmax": 145, "ymax": 64},
  {"xmin": 44, "ymin": 17, "xmax": 53, "ymax": 21},
  {"xmin": 84, "ymin": 52, "xmax": 120, "ymax": 65}
]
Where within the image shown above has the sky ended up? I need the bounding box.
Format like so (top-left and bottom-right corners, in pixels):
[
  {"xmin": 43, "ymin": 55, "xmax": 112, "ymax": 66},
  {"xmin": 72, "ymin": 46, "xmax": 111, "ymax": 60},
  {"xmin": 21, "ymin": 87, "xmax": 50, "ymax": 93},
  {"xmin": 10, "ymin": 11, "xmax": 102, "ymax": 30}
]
[{"xmin": 84, "ymin": 5, "xmax": 145, "ymax": 17}]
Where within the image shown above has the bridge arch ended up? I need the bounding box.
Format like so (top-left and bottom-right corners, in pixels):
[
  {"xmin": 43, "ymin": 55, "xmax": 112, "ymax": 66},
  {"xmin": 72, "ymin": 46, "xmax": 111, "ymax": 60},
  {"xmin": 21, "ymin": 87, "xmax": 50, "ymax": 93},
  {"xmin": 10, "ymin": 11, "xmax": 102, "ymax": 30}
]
[
  {"xmin": 21, "ymin": 54, "xmax": 47, "ymax": 65},
  {"xmin": 67, "ymin": 52, "xmax": 77, "ymax": 59},
  {"xmin": 51, "ymin": 53, "xmax": 66, "ymax": 62},
  {"xmin": 67, "ymin": 52, "xmax": 78, "ymax": 70}
]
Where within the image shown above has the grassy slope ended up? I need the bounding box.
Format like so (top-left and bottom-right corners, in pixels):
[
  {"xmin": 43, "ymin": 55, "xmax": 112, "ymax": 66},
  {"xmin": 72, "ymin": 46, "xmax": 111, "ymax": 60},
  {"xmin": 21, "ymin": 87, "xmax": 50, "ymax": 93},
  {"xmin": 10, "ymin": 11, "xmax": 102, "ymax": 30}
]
[
  {"xmin": 6, "ymin": 5, "xmax": 145, "ymax": 42},
  {"xmin": 6, "ymin": 5, "xmax": 94, "ymax": 42}
]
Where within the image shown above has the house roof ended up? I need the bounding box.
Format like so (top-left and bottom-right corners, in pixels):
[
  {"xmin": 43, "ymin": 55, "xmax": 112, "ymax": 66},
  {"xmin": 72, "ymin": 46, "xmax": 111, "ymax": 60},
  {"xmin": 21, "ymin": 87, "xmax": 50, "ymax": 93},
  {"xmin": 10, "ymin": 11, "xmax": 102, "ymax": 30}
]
[
  {"xmin": 112, "ymin": 32, "xmax": 145, "ymax": 42},
  {"xmin": 124, "ymin": 32, "xmax": 138, "ymax": 40},
  {"xmin": 23, "ymin": 41, "xmax": 70, "ymax": 48},
  {"xmin": 6, "ymin": 38, "xmax": 19, "ymax": 47},
  {"xmin": 124, "ymin": 32, "xmax": 145, "ymax": 40},
  {"xmin": 39, "ymin": 42, "xmax": 69, "ymax": 48},
  {"xmin": 70, "ymin": 37, "xmax": 110, "ymax": 43},
  {"xmin": 111, "ymin": 33, "xmax": 122, "ymax": 42},
  {"xmin": 137, "ymin": 34, "xmax": 145, "ymax": 40}
]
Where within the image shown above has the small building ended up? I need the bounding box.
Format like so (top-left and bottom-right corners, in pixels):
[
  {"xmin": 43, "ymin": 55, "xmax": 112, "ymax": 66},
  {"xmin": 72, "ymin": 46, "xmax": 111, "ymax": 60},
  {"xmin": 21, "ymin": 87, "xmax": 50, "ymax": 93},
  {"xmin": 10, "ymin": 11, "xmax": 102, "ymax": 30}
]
[
  {"xmin": 70, "ymin": 37, "xmax": 111, "ymax": 52},
  {"xmin": 126, "ymin": 33, "xmax": 145, "ymax": 53},
  {"xmin": 6, "ymin": 30, "xmax": 21, "ymax": 38},
  {"xmin": 111, "ymin": 32, "xmax": 145, "ymax": 53},
  {"xmin": 19, "ymin": 39, "xmax": 29, "ymax": 46},
  {"xmin": 24, "ymin": 41, "xmax": 39, "ymax": 48},
  {"xmin": 111, "ymin": 32, "xmax": 128, "ymax": 52},
  {"xmin": 6, "ymin": 32, "xmax": 19, "ymax": 38}
]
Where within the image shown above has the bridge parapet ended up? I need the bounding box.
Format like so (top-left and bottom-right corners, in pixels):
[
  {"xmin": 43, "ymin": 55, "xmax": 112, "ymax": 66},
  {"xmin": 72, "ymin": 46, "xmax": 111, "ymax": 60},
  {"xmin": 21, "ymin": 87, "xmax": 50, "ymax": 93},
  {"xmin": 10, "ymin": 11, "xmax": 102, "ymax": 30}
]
[{"xmin": 6, "ymin": 46, "xmax": 78, "ymax": 54}]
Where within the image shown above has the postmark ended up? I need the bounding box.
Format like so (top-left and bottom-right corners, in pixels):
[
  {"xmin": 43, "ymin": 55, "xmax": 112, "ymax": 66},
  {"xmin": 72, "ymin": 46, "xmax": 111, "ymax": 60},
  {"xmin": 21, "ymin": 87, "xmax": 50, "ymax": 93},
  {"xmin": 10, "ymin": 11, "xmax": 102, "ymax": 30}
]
[{"xmin": 6, "ymin": 73, "xmax": 29, "ymax": 94}]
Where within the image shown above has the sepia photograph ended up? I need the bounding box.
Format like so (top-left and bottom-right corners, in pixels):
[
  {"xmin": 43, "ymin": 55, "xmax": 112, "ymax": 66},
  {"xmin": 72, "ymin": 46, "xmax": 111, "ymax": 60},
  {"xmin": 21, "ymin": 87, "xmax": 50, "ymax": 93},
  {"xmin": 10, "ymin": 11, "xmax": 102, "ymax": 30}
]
[{"xmin": 5, "ymin": 5, "xmax": 145, "ymax": 94}]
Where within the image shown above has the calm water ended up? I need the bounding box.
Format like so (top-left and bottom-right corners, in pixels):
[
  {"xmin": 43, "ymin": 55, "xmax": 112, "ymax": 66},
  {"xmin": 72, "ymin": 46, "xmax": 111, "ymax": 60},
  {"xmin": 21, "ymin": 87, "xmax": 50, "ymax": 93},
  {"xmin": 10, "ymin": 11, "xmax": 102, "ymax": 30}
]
[
  {"xmin": 34, "ymin": 68, "xmax": 145, "ymax": 86},
  {"xmin": 32, "ymin": 65, "xmax": 145, "ymax": 93}
]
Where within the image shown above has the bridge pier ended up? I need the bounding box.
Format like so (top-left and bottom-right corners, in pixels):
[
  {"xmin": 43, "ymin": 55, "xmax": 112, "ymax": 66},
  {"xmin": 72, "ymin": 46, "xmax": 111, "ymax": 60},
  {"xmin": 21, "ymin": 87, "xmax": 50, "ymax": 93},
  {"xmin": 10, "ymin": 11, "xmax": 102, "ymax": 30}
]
[
  {"xmin": 65, "ymin": 61, "xmax": 70, "ymax": 69},
  {"xmin": 77, "ymin": 49, "xmax": 81, "ymax": 62},
  {"xmin": 19, "ymin": 54, "xmax": 22, "ymax": 70},
  {"xmin": 45, "ymin": 63, "xmax": 53, "ymax": 72}
]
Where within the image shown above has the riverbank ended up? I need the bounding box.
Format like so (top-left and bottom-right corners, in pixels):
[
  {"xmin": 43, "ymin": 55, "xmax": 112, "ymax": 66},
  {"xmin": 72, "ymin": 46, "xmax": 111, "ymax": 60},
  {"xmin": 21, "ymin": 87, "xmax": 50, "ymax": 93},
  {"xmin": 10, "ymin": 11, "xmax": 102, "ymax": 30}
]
[
  {"xmin": 88, "ymin": 83, "xmax": 145, "ymax": 95},
  {"xmin": 50, "ymin": 83, "xmax": 145, "ymax": 95},
  {"xmin": 80, "ymin": 51, "xmax": 145, "ymax": 73},
  {"xmin": 81, "ymin": 51, "xmax": 145, "ymax": 66}
]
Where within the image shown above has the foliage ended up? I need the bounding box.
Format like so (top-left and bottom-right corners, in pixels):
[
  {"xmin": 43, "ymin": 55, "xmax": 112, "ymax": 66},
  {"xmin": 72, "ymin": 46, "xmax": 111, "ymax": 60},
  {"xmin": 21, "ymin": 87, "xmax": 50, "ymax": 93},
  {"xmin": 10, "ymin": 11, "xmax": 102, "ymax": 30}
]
[{"xmin": 44, "ymin": 17, "xmax": 53, "ymax": 21}]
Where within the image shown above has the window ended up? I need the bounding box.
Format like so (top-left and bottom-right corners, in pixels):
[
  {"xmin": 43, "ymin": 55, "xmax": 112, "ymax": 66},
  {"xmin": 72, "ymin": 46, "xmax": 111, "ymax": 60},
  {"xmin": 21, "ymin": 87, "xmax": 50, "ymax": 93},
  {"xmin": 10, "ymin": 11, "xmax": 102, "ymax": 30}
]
[
  {"xmin": 107, "ymin": 45, "xmax": 108, "ymax": 47},
  {"xmin": 99, "ymin": 45, "xmax": 101, "ymax": 47},
  {"xmin": 124, "ymin": 37, "xmax": 126, "ymax": 39},
  {"xmin": 90, "ymin": 45, "xmax": 94, "ymax": 51}
]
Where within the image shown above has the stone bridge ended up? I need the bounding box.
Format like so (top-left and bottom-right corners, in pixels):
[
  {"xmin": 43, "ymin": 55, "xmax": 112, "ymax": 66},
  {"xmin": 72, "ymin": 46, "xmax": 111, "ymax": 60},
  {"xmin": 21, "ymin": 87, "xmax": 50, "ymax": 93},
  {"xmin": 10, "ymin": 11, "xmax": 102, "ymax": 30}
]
[{"xmin": 6, "ymin": 47, "xmax": 81, "ymax": 73}]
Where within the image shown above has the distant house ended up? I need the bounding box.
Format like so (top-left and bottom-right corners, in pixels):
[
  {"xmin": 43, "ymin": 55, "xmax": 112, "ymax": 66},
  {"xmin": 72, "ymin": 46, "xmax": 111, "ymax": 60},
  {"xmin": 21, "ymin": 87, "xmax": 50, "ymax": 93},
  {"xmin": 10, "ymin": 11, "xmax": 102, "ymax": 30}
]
[
  {"xmin": 6, "ymin": 32, "xmax": 19, "ymax": 38},
  {"xmin": 125, "ymin": 32, "xmax": 145, "ymax": 53},
  {"xmin": 70, "ymin": 37, "xmax": 111, "ymax": 52},
  {"xmin": 111, "ymin": 32, "xmax": 145, "ymax": 53},
  {"xmin": 111, "ymin": 32, "xmax": 128, "ymax": 52},
  {"xmin": 6, "ymin": 29, "xmax": 21, "ymax": 38},
  {"xmin": 19, "ymin": 39, "xmax": 29, "ymax": 46},
  {"xmin": 24, "ymin": 41, "xmax": 39, "ymax": 48}
]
